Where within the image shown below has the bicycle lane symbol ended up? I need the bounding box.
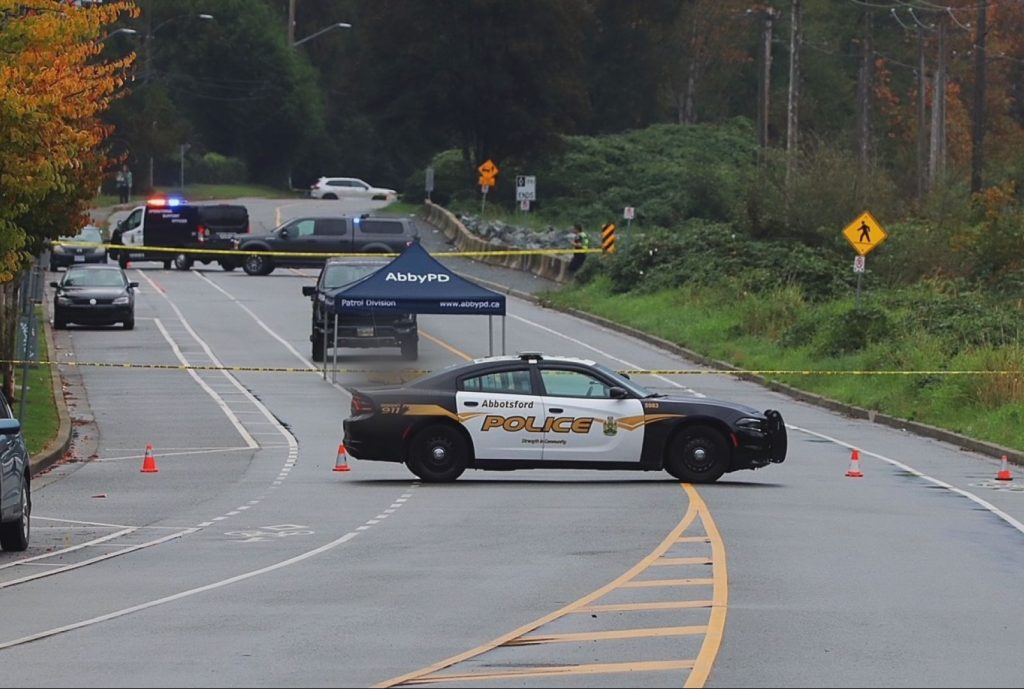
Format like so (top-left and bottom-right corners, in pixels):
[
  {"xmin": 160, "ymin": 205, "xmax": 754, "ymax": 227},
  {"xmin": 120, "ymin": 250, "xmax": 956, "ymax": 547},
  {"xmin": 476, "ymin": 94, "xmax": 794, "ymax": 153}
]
[{"xmin": 224, "ymin": 524, "xmax": 315, "ymax": 543}]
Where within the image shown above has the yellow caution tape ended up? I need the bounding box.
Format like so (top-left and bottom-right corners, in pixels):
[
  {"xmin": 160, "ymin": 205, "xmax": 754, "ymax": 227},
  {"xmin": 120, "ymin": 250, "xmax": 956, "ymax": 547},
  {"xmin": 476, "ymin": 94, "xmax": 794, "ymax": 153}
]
[
  {"xmin": 53, "ymin": 242, "xmax": 605, "ymax": 259},
  {"xmin": 6, "ymin": 360, "xmax": 1019, "ymax": 377}
]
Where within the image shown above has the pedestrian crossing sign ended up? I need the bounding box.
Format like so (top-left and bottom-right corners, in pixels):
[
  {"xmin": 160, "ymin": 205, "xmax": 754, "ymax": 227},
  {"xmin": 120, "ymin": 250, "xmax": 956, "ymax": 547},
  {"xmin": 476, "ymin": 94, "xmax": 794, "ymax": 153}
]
[{"xmin": 842, "ymin": 210, "xmax": 888, "ymax": 256}]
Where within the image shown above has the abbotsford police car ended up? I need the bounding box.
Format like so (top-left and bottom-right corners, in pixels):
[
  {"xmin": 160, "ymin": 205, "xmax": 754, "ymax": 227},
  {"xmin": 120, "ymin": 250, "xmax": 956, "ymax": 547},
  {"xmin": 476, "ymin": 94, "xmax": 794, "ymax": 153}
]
[{"xmin": 342, "ymin": 353, "xmax": 787, "ymax": 483}]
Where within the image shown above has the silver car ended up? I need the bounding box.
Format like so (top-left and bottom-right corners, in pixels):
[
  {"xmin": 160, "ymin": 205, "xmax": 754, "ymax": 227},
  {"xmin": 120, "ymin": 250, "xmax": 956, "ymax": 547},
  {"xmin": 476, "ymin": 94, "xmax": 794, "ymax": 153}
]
[{"xmin": 0, "ymin": 390, "xmax": 30, "ymax": 551}]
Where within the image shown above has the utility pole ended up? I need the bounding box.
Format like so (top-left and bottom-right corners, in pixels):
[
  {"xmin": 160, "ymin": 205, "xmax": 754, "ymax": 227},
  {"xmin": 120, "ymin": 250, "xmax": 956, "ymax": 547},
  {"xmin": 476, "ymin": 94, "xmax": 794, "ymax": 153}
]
[
  {"xmin": 288, "ymin": 0, "xmax": 296, "ymax": 47},
  {"xmin": 785, "ymin": 0, "xmax": 801, "ymax": 185},
  {"xmin": 971, "ymin": 0, "xmax": 988, "ymax": 194},
  {"xmin": 929, "ymin": 14, "xmax": 947, "ymax": 185},
  {"xmin": 758, "ymin": 6, "xmax": 776, "ymax": 155},
  {"xmin": 916, "ymin": 24, "xmax": 928, "ymax": 200},
  {"xmin": 856, "ymin": 9, "xmax": 873, "ymax": 183}
]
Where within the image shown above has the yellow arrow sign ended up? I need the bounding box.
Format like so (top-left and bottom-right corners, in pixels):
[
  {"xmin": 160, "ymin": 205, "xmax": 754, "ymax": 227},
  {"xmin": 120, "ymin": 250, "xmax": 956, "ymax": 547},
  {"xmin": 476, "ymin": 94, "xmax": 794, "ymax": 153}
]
[
  {"xmin": 478, "ymin": 159, "xmax": 499, "ymax": 178},
  {"xmin": 842, "ymin": 210, "xmax": 888, "ymax": 256}
]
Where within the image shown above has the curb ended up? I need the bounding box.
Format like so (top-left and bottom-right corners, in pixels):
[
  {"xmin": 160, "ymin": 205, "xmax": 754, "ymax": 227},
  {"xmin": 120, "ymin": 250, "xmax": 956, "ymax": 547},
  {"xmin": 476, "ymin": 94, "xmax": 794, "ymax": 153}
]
[
  {"xmin": 29, "ymin": 304, "xmax": 71, "ymax": 477},
  {"xmin": 454, "ymin": 257, "xmax": 1024, "ymax": 469}
]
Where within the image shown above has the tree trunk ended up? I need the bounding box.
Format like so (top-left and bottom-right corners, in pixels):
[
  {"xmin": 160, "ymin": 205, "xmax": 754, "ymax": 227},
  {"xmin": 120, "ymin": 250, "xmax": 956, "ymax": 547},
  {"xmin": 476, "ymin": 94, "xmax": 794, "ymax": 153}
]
[
  {"xmin": 929, "ymin": 16, "xmax": 947, "ymax": 185},
  {"xmin": 917, "ymin": 25, "xmax": 928, "ymax": 200},
  {"xmin": 971, "ymin": 0, "xmax": 988, "ymax": 193},
  {"xmin": 856, "ymin": 9, "xmax": 873, "ymax": 182},
  {"xmin": 0, "ymin": 280, "xmax": 18, "ymax": 402},
  {"xmin": 786, "ymin": 0, "xmax": 801, "ymax": 186}
]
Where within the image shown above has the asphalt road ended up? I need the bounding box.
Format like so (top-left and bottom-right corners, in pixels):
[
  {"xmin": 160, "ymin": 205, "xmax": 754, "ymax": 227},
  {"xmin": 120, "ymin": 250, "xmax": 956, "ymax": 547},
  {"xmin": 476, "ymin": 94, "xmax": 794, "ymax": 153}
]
[{"xmin": 3, "ymin": 197, "xmax": 1023, "ymax": 688}]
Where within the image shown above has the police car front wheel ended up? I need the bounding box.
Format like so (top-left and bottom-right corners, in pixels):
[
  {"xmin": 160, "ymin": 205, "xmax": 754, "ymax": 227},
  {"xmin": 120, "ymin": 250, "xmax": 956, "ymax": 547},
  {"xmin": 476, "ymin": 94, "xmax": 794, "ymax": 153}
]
[
  {"xmin": 664, "ymin": 424, "xmax": 729, "ymax": 484},
  {"xmin": 406, "ymin": 425, "xmax": 469, "ymax": 482}
]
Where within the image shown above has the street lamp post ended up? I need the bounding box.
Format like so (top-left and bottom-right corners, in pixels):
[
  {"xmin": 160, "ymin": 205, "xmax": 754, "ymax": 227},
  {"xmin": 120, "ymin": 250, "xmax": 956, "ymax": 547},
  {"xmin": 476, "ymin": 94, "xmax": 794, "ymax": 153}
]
[
  {"xmin": 293, "ymin": 22, "xmax": 351, "ymax": 47},
  {"xmin": 179, "ymin": 143, "xmax": 191, "ymax": 191},
  {"xmin": 140, "ymin": 11, "xmax": 213, "ymax": 189}
]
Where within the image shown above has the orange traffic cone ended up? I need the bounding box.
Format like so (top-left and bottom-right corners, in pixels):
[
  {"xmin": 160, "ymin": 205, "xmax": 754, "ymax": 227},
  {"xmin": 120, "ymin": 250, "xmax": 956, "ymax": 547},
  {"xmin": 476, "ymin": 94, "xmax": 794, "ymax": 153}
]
[
  {"xmin": 845, "ymin": 449, "xmax": 864, "ymax": 478},
  {"xmin": 996, "ymin": 454, "xmax": 1013, "ymax": 481},
  {"xmin": 333, "ymin": 443, "xmax": 351, "ymax": 472},
  {"xmin": 141, "ymin": 444, "xmax": 159, "ymax": 473}
]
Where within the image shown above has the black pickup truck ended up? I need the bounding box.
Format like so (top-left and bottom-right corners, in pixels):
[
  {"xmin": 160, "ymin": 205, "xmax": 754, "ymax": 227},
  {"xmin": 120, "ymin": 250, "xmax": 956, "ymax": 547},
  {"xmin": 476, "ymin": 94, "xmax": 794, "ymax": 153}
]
[
  {"xmin": 238, "ymin": 215, "xmax": 418, "ymax": 276},
  {"xmin": 302, "ymin": 256, "xmax": 419, "ymax": 361}
]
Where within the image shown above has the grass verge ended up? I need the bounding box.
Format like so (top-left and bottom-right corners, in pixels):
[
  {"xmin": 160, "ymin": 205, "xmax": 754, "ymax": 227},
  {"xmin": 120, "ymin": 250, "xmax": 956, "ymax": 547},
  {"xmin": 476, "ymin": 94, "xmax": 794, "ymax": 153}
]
[
  {"xmin": 542, "ymin": 277, "xmax": 1024, "ymax": 452},
  {"xmin": 16, "ymin": 306, "xmax": 59, "ymax": 456}
]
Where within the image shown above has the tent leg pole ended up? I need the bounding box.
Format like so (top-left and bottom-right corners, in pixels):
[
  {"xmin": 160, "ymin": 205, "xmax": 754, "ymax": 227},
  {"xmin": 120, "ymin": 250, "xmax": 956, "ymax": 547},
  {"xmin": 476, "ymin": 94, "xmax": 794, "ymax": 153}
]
[
  {"xmin": 332, "ymin": 314, "xmax": 338, "ymax": 384},
  {"xmin": 489, "ymin": 315, "xmax": 493, "ymax": 356},
  {"xmin": 502, "ymin": 316, "xmax": 506, "ymax": 355}
]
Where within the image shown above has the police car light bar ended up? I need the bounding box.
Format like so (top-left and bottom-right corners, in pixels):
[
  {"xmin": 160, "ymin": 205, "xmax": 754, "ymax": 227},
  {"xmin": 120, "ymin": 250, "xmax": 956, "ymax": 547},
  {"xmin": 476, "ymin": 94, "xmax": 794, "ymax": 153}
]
[{"xmin": 146, "ymin": 196, "xmax": 186, "ymax": 207}]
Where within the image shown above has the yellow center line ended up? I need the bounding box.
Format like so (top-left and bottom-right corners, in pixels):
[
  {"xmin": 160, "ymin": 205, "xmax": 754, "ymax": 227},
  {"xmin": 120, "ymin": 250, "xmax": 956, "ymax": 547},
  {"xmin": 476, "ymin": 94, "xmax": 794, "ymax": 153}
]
[
  {"xmin": 401, "ymin": 660, "xmax": 697, "ymax": 685},
  {"xmin": 419, "ymin": 329, "xmax": 473, "ymax": 362},
  {"xmin": 621, "ymin": 577, "xmax": 714, "ymax": 588},
  {"xmin": 372, "ymin": 483, "xmax": 733, "ymax": 687},
  {"xmin": 573, "ymin": 600, "xmax": 714, "ymax": 614},
  {"xmin": 653, "ymin": 557, "xmax": 714, "ymax": 566},
  {"xmin": 509, "ymin": 625, "xmax": 708, "ymax": 645}
]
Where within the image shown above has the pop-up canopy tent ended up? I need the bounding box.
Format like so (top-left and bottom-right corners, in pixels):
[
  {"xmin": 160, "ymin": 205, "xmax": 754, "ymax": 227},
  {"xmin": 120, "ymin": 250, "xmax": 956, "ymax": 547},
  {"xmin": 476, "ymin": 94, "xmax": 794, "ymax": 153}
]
[{"xmin": 328, "ymin": 241, "xmax": 507, "ymax": 364}]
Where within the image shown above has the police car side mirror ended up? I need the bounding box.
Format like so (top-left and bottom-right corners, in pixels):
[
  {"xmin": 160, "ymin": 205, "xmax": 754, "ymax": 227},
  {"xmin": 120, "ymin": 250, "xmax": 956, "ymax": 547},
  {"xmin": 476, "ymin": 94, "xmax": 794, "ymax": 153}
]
[
  {"xmin": 279, "ymin": 228, "xmax": 289, "ymax": 239},
  {"xmin": 302, "ymin": 285, "xmax": 315, "ymax": 297},
  {"xmin": 609, "ymin": 386, "xmax": 629, "ymax": 399},
  {"xmin": 128, "ymin": 282, "xmax": 139, "ymax": 289},
  {"xmin": 49, "ymin": 282, "xmax": 59, "ymax": 288}
]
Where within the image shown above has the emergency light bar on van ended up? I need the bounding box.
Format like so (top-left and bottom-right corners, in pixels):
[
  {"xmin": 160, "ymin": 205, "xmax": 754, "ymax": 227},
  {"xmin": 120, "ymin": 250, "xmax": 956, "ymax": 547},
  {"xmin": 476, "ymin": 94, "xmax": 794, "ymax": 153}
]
[{"xmin": 146, "ymin": 196, "xmax": 186, "ymax": 207}]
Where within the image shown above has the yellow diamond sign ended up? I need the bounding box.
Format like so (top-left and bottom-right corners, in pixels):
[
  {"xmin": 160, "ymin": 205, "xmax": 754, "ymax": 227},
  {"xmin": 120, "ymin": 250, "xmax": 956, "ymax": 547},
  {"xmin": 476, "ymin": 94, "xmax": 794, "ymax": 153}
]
[{"xmin": 842, "ymin": 210, "xmax": 888, "ymax": 256}]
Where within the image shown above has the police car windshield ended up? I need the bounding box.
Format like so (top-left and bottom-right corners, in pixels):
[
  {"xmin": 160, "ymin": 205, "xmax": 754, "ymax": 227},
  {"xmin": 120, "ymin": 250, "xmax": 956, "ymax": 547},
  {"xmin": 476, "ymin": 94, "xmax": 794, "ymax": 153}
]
[
  {"xmin": 323, "ymin": 264, "xmax": 383, "ymax": 290},
  {"xmin": 593, "ymin": 363, "xmax": 652, "ymax": 397}
]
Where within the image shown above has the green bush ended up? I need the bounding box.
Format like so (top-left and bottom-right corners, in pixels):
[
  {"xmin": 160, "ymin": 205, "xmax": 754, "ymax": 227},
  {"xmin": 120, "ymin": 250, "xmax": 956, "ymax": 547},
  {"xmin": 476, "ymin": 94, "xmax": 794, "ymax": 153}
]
[
  {"xmin": 782, "ymin": 300, "xmax": 894, "ymax": 357},
  {"xmin": 190, "ymin": 152, "xmax": 248, "ymax": 185}
]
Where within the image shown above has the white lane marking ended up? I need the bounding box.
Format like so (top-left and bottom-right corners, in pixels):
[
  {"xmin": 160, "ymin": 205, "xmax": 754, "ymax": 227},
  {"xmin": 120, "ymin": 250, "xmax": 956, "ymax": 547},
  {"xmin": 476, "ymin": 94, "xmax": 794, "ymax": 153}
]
[
  {"xmin": 98, "ymin": 446, "xmax": 255, "ymax": 462},
  {"xmin": 0, "ymin": 529, "xmax": 198, "ymax": 589},
  {"xmin": 0, "ymin": 532, "xmax": 359, "ymax": 651},
  {"xmin": 790, "ymin": 423, "xmax": 1024, "ymax": 535},
  {"xmin": 193, "ymin": 270, "xmax": 351, "ymax": 395},
  {"xmin": 508, "ymin": 312, "xmax": 704, "ymax": 397},
  {"xmin": 33, "ymin": 516, "xmax": 136, "ymax": 529},
  {"xmin": 0, "ymin": 528, "xmax": 137, "ymax": 571},
  {"xmin": 154, "ymin": 318, "xmax": 258, "ymax": 449}
]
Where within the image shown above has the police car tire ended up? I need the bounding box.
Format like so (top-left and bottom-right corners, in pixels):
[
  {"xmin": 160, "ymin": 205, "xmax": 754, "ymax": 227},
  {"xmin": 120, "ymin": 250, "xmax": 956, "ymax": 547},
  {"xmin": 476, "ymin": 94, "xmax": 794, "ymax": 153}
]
[
  {"xmin": 664, "ymin": 424, "xmax": 728, "ymax": 484},
  {"xmin": 243, "ymin": 254, "xmax": 272, "ymax": 276},
  {"xmin": 174, "ymin": 253, "xmax": 193, "ymax": 271},
  {"xmin": 311, "ymin": 333, "xmax": 325, "ymax": 362},
  {"xmin": 0, "ymin": 479, "xmax": 30, "ymax": 552},
  {"xmin": 400, "ymin": 338, "xmax": 418, "ymax": 361},
  {"xmin": 407, "ymin": 424, "xmax": 469, "ymax": 483}
]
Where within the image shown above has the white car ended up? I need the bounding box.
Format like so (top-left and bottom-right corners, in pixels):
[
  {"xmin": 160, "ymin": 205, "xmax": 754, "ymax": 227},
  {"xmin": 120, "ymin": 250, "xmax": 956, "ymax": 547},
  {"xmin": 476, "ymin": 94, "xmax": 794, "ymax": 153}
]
[{"xmin": 309, "ymin": 177, "xmax": 397, "ymax": 201}]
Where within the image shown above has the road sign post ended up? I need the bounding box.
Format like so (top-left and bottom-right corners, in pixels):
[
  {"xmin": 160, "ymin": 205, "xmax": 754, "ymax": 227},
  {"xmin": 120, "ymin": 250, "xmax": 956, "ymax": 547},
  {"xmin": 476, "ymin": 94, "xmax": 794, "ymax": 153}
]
[
  {"xmin": 425, "ymin": 166, "xmax": 434, "ymax": 202},
  {"xmin": 478, "ymin": 159, "xmax": 499, "ymax": 215},
  {"xmin": 842, "ymin": 211, "xmax": 886, "ymax": 307}
]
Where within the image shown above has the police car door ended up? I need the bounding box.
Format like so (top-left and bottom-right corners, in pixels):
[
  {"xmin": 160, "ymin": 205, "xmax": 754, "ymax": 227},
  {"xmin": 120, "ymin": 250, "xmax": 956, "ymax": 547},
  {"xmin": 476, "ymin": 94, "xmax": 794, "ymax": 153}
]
[
  {"xmin": 538, "ymin": 366, "xmax": 645, "ymax": 463},
  {"xmin": 456, "ymin": 367, "xmax": 543, "ymax": 461},
  {"xmin": 121, "ymin": 207, "xmax": 144, "ymax": 246}
]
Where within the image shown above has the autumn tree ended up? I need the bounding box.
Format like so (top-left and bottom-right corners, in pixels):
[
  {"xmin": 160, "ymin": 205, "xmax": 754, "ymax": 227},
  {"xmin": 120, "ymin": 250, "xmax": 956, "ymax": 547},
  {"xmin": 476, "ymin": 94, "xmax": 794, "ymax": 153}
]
[{"xmin": 0, "ymin": 0, "xmax": 137, "ymax": 400}]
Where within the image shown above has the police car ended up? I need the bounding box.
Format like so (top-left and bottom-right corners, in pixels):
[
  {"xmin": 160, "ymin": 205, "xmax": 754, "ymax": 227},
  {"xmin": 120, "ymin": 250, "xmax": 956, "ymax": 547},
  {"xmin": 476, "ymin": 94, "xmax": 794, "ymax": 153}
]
[{"xmin": 342, "ymin": 353, "xmax": 787, "ymax": 483}]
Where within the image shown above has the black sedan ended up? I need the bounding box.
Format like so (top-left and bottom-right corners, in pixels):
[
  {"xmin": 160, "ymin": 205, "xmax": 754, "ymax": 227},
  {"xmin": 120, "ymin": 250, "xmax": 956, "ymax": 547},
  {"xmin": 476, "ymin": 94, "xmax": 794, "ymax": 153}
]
[
  {"xmin": 343, "ymin": 352, "xmax": 787, "ymax": 483},
  {"xmin": 51, "ymin": 264, "xmax": 138, "ymax": 330},
  {"xmin": 49, "ymin": 225, "xmax": 107, "ymax": 271}
]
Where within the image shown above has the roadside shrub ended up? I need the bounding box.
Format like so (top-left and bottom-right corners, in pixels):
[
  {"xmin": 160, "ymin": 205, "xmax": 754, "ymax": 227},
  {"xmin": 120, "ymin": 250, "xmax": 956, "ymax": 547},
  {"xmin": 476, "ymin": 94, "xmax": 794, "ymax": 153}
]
[
  {"xmin": 190, "ymin": 152, "xmax": 248, "ymax": 184},
  {"xmin": 782, "ymin": 301, "xmax": 893, "ymax": 356}
]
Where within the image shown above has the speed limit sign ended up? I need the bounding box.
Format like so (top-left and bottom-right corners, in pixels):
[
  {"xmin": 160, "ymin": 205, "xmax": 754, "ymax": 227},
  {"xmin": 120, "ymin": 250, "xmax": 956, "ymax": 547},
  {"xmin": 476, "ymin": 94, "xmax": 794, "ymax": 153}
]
[{"xmin": 853, "ymin": 255, "xmax": 866, "ymax": 273}]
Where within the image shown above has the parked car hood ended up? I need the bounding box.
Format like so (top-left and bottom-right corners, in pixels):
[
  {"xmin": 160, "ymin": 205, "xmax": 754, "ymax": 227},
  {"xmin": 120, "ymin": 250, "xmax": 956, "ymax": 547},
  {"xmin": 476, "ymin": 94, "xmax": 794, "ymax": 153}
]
[{"xmin": 59, "ymin": 286, "xmax": 129, "ymax": 299}]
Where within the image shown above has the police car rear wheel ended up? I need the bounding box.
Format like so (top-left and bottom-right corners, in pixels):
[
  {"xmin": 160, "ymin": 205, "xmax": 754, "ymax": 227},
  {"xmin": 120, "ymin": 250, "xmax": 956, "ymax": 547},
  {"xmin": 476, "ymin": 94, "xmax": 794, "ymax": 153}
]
[
  {"xmin": 174, "ymin": 253, "xmax": 193, "ymax": 271},
  {"xmin": 665, "ymin": 424, "xmax": 728, "ymax": 484},
  {"xmin": 407, "ymin": 425, "xmax": 468, "ymax": 482}
]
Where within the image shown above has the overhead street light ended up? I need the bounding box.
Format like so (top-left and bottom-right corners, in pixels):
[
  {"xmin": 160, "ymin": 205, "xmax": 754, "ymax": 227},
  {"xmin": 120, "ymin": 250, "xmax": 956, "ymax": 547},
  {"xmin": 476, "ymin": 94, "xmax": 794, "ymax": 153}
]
[
  {"xmin": 101, "ymin": 28, "xmax": 138, "ymax": 42},
  {"xmin": 293, "ymin": 22, "xmax": 351, "ymax": 47}
]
